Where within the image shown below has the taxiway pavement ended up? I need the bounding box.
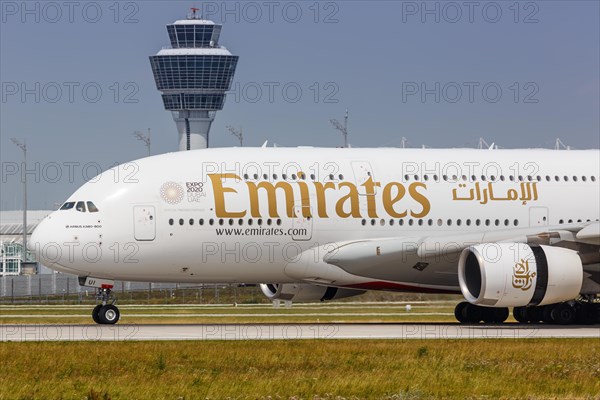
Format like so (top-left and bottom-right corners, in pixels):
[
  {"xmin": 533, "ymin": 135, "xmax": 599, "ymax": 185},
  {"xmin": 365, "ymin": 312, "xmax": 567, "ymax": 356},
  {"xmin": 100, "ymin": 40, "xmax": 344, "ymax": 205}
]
[{"xmin": 1, "ymin": 323, "xmax": 598, "ymax": 341}]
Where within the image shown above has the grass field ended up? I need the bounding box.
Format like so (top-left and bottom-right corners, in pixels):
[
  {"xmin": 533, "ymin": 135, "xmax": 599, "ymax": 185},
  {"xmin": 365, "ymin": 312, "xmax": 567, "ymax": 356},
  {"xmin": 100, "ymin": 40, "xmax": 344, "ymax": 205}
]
[
  {"xmin": 0, "ymin": 301, "xmax": 461, "ymax": 324},
  {"xmin": 1, "ymin": 339, "xmax": 599, "ymax": 399}
]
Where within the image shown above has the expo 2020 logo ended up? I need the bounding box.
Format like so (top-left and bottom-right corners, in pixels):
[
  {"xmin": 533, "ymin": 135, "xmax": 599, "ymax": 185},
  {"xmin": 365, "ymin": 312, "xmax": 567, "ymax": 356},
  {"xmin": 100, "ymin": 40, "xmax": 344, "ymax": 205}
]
[{"xmin": 160, "ymin": 182, "xmax": 184, "ymax": 204}]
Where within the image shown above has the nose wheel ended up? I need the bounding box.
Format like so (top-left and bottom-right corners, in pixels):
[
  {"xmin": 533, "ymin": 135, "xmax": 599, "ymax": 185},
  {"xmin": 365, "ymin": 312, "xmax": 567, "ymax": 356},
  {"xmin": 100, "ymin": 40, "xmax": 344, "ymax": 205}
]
[
  {"xmin": 92, "ymin": 303, "xmax": 120, "ymax": 324},
  {"xmin": 92, "ymin": 287, "xmax": 120, "ymax": 324}
]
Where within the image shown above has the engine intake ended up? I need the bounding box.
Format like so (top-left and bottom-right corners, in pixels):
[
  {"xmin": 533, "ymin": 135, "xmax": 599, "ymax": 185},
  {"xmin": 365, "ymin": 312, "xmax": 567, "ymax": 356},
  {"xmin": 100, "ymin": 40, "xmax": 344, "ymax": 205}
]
[
  {"xmin": 260, "ymin": 283, "xmax": 364, "ymax": 303},
  {"xmin": 458, "ymin": 243, "xmax": 583, "ymax": 307}
]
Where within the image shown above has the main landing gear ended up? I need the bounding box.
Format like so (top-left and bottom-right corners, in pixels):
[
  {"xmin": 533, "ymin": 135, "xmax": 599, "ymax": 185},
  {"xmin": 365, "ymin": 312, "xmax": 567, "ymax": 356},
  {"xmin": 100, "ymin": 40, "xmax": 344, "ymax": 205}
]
[
  {"xmin": 454, "ymin": 298, "xmax": 600, "ymax": 325},
  {"xmin": 79, "ymin": 276, "xmax": 120, "ymax": 325},
  {"xmin": 454, "ymin": 302, "xmax": 510, "ymax": 323}
]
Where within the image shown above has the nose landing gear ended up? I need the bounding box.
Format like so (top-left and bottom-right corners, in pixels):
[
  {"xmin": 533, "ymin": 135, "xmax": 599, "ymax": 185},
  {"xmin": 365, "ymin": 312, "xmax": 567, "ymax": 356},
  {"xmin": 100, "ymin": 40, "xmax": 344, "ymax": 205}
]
[
  {"xmin": 92, "ymin": 288, "xmax": 120, "ymax": 324},
  {"xmin": 79, "ymin": 276, "xmax": 120, "ymax": 325}
]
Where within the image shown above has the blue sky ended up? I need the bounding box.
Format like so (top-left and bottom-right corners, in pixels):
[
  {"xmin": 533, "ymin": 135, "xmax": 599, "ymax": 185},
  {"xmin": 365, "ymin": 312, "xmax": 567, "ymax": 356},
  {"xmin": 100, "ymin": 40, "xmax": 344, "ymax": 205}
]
[{"xmin": 1, "ymin": 1, "xmax": 599, "ymax": 210}]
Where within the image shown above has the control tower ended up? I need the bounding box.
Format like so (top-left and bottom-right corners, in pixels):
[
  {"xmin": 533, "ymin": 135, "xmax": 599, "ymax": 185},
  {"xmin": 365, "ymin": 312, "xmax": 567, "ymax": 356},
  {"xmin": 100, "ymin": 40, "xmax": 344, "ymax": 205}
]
[{"xmin": 149, "ymin": 9, "xmax": 239, "ymax": 150}]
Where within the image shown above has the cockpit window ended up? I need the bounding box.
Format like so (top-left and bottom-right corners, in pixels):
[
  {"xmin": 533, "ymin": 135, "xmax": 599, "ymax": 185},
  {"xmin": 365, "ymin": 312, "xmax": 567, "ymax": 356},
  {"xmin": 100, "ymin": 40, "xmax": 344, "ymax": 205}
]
[
  {"xmin": 87, "ymin": 201, "xmax": 99, "ymax": 213},
  {"xmin": 60, "ymin": 202, "xmax": 75, "ymax": 210},
  {"xmin": 76, "ymin": 201, "xmax": 86, "ymax": 212}
]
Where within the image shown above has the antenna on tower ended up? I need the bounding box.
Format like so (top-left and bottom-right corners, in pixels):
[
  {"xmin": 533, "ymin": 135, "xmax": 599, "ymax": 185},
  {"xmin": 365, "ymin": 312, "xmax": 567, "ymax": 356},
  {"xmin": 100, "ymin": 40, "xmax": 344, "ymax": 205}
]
[
  {"xmin": 555, "ymin": 138, "xmax": 571, "ymax": 150},
  {"xmin": 189, "ymin": 6, "xmax": 201, "ymax": 19},
  {"xmin": 226, "ymin": 125, "xmax": 243, "ymax": 146},
  {"xmin": 133, "ymin": 128, "xmax": 151, "ymax": 156},
  {"xmin": 329, "ymin": 109, "xmax": 349, "ymax": 148}
]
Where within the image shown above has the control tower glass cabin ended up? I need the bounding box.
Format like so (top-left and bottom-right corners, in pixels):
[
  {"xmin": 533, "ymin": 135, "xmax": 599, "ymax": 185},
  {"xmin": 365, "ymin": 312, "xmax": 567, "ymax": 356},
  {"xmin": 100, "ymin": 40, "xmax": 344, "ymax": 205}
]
[{"xmin": 150, "ymin": 15, "xmax": 239, "ymax": 150}]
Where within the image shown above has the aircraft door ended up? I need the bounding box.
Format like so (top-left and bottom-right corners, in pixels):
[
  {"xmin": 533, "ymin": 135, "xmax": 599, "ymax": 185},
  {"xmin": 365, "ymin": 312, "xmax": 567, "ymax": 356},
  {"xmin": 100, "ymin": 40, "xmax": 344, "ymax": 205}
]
[
  {"xmin": 133, "ymin": 205, "xmax": 156, "ymax": 241},
  {"xmin": 292, "ymin": 203, "xmax": 312, "ymax": 241},
  {"xmin": 529, "ymin": 207, "xmax": 549, "ymax": 227}
]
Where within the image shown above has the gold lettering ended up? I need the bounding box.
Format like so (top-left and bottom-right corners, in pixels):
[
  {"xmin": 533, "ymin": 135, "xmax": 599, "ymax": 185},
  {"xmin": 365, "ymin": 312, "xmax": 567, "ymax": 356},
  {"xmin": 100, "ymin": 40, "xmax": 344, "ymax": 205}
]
[
  {"xmin": 335, "ymin": 182, "xmax": 361, "ymax": 218},
  {"xmin": 314, "ymin": 182, "xmax": 336, "ymax": 218},
  {"xmin": 361, "ymin": 177, "xmax": 381, "ymax": 218},
  {"xmin": 382, "ymin": 182, "xmax": 408, "ymax": 218},
  {"xmin": 296, "ymin": 174, "xmax": 311, "ymax": 217},
  {"xmin": 408, "ymin": 182, "xmax": 431, "ymax": 218},
  {"xmin": 209, "ymin": 174, "xmax": 246, "ymax": 218},
  {"xmin": 246, "ymin": 181, "xmax": 295, "ymax": 218}
]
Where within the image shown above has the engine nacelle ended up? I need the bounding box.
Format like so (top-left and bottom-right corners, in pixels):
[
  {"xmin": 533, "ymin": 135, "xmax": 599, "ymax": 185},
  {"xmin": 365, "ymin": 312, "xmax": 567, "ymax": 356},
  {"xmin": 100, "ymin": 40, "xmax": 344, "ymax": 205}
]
[
  {"xmin": 458, "ymin": 243, "xmax": 583, "ymax": 307},
  {"xmin": 259, "ymin": 283, "xmax": 365, "ymax": 303}
]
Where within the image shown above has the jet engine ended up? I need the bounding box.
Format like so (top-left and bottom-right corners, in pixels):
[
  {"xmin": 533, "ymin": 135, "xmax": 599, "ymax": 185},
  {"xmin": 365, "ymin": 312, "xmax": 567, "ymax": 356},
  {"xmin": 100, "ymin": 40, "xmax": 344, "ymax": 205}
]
[
  {"xmin": 458, "ymin": 243, "xmax": 583, "ymax": 307},
  {"xmin": 259, "ymin": 283, "xmax": 365, "ymax": 303}
]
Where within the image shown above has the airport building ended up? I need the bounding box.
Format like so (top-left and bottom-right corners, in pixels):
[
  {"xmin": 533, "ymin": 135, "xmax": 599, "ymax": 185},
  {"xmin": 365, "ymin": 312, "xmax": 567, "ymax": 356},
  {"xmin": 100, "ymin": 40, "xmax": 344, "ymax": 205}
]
[
  {"xmin": 0, "ymin": 210, "xmax": 51, "ymax": 275},
  {"xmin": 149, "ymin": 9, "xmax": 239, "ymax": 151}
]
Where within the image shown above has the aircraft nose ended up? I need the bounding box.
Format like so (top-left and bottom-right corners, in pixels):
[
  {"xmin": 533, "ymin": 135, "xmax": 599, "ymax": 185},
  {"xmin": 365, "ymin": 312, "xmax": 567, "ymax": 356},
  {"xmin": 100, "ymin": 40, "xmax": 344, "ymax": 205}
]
[{"xmin": 29, "ymin": 216, "xmax": 58, "ymax": 266}]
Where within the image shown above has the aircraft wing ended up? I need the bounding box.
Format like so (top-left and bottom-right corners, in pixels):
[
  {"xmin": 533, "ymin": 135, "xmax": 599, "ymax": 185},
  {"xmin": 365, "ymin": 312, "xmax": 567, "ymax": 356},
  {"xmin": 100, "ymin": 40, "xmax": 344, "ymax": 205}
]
[{"xmin": 320, "ymin": 221, "xmax": 600, "ymax": 282}]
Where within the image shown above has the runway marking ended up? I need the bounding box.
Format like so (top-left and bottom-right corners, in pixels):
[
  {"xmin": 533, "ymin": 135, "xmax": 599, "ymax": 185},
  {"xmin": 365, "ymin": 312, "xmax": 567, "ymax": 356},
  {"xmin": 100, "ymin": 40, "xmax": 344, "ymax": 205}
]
[{"xmin": 1, "ymin": 324, "xmax": 598, "ymax": 341}]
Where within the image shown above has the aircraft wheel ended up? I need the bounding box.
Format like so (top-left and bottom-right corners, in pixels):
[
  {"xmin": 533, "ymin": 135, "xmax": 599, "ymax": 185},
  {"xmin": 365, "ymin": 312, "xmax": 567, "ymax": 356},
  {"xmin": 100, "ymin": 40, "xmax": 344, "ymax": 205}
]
[
  {"xmin": 463, "ymin": 303, "xmax": 483, "ymax": 323},
  {"xmin": 513, "ymin": 307, "xmax": 528, "ymax": 323},
  {"xmin": 92, "ymin": 304, "xmax": 103, "ymax": 324},
  {"xmin": 98, "ymin": 305, "xmax": 120, "ymax": 325},
  {"xmin": 551, "ymin": 303, "xmax": 576, "ymax": 325},
  {"xmin": 542, "ymin": 305, "xmax": 555, "ymax": 324},
  {"xmin": 527, "ymin": 306, "xmax": 544, "ymax": 323},
  {"xmin": 486, "ymin": 307, "xmax": 509, "ymax": 323},
  {"xmin": 454, "ymin": 302, "xmax": 470, "ymax": 323},
  {"xmin": 575, "ymin": 304, "xmax": 597, "ymax": 325}
]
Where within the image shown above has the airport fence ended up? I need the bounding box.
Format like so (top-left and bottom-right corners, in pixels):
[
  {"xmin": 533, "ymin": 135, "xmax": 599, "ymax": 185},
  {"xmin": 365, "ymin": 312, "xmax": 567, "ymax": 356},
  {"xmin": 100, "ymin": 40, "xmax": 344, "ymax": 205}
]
[{"xmin": 0, "ymin": 274, "xmax": 264, "ymax": 305}]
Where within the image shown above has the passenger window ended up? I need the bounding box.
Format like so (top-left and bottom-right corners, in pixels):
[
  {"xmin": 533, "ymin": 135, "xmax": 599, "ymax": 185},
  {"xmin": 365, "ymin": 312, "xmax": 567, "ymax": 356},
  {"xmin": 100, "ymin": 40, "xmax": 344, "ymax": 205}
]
[
  {"xmin": 87, "ymin": 201, "xmax": 99, "ymax": 213},
  {"xmin": 76, "ymin": 201, "xmax": 86, "ymax": 212},
  {"xmin": 60, "ymin": 202, "xmax": 75, "ymax": 210}
]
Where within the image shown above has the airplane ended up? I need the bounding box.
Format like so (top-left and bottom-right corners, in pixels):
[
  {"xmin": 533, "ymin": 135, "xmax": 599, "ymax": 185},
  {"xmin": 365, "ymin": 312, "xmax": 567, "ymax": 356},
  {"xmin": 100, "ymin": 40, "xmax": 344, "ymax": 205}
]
[{"xmin": 30, "ymin": 147, "xmax": 600, "ymax": 325}]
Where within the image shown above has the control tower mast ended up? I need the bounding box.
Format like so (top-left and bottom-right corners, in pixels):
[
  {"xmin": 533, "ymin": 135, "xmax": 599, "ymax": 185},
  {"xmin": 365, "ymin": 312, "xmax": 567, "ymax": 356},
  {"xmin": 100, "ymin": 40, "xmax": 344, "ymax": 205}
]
[{"xmin": 150, "ymin": 8, "xmax": 239, "ymax": 150}]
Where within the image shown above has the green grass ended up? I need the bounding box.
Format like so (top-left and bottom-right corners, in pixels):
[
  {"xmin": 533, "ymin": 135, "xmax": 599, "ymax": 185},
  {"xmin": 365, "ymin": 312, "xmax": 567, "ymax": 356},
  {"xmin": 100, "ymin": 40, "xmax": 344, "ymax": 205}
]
[
  {"xmin": 0, "ymin": 302, "xmax": 458, "ymax": 324},
  {"xmin": 1, "ymin": 340, "xmax": 599, "ymax": 399}
]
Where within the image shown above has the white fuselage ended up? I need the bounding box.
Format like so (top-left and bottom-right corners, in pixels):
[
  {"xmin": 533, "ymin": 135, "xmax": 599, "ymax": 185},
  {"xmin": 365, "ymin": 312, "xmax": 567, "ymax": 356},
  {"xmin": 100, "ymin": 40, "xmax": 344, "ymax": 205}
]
[{"xmin": 31, "ymin": 147, "xmax": 600, "ymax": 292}]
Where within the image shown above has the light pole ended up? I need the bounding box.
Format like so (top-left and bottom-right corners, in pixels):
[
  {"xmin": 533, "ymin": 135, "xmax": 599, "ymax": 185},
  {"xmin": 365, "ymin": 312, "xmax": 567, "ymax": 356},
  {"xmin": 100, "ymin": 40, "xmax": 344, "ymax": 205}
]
[
  {"xmin": 226, "ymin": 125, "xmax": 243, "ymax": 146},
  {"xmin": 133, "ymin": 128, "xmax": 151, "ymax": 156},
  {"xmin": 330, "ymin": 109, "xmax": 349, "ymax": 148},
  {"xmin": 10, "ymin": 138, "xmax": 27, "ymax": 266}
]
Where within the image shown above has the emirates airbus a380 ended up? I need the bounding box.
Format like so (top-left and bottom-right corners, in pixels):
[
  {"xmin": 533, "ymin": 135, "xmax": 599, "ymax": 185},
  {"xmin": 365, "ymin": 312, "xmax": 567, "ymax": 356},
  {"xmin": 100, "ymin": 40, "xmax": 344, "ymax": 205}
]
[{"xmin": 30, "ymin": 147, "xmax": 600, "ymax": 325}]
